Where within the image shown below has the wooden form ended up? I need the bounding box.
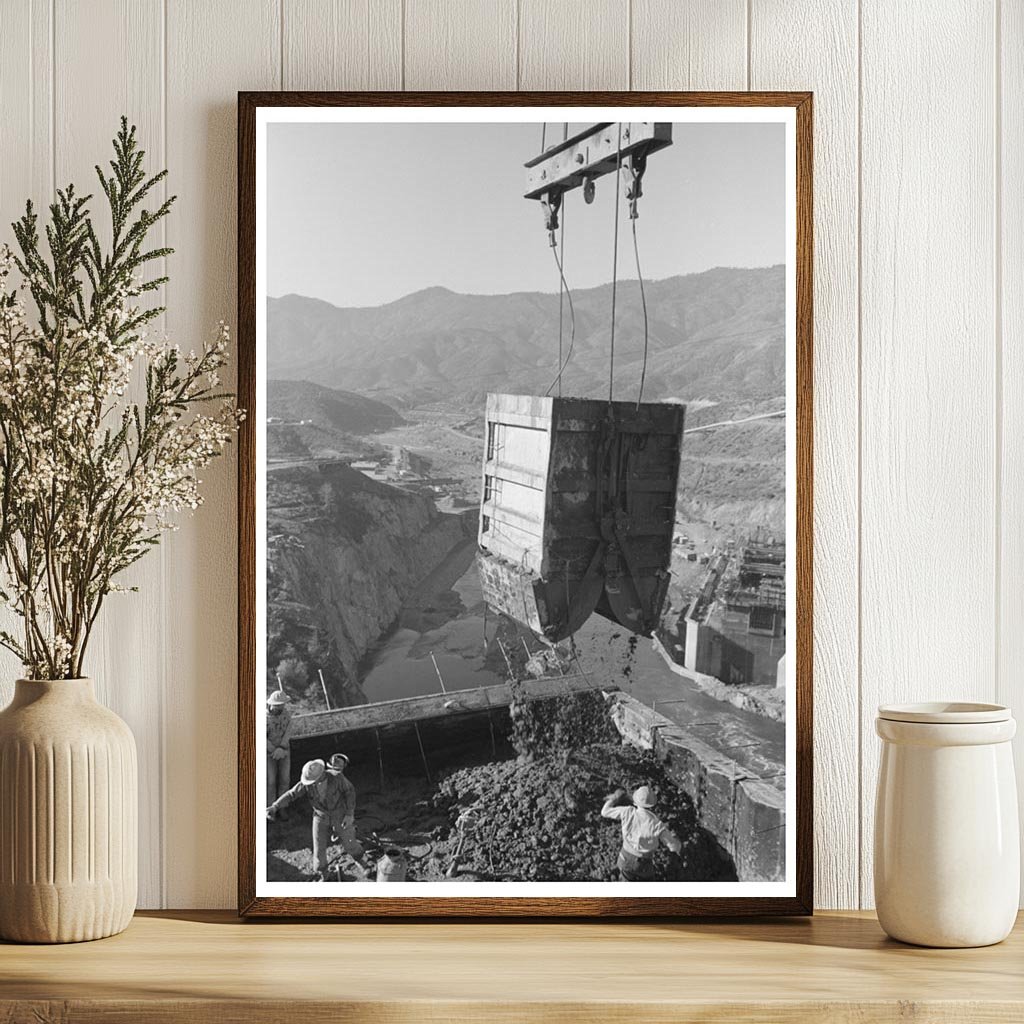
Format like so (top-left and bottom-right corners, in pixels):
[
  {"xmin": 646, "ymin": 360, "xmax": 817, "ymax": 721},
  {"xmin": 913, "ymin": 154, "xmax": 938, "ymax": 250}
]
[{"xmin": 291, "ymin": 672, "xmax": 604, "ymax": 739}]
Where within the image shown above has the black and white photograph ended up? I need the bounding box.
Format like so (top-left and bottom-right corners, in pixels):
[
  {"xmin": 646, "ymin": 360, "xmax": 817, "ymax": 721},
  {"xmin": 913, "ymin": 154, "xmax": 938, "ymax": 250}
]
[{"xmin": 250, "ymin": 104, "xmax": 802, "ymax": 903}]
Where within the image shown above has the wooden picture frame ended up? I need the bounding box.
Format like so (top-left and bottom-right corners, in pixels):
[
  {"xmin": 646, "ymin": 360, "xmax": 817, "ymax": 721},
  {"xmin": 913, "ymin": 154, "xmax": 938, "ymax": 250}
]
[{"xmin": 238, "ymin": 91, "xmax": 813, "ymax": 917}]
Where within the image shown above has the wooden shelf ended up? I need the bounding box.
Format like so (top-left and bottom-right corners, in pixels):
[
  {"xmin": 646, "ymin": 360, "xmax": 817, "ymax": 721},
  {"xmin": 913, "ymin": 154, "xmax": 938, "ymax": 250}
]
[{"xmin": 2, "ymin": 910, "xmax": 1022, "ymax": 1022}]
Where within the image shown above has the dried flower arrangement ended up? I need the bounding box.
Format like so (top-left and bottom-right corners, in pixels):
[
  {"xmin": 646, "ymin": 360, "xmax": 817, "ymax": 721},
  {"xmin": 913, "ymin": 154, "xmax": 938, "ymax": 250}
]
[{"xmin": 0, "ymin": 119, "xmax": 241, "ymax": 679}]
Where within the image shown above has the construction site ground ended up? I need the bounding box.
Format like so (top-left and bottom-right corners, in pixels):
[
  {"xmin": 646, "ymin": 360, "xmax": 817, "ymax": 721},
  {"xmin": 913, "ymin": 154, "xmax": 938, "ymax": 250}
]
[
  {"xmin": 274, "ymin": 514, "xmax": 787, "ymax": 884},
  {"xmin": 266, "ymin": 692, "xmax": 738, "ymax": 885}
]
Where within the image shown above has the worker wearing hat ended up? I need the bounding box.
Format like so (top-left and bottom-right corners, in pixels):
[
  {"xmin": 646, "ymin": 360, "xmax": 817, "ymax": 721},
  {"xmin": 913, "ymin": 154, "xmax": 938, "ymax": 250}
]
[
  {"xmin": 600, "ymin": 785, "xmax": 682, "ymax": 881},
  {"xmin": 325, "ymin": 752, "xmax": 363, "ymax": 864},
  {"xmin": 266, "ymin": 689, "xmax": 295, "ymax": 804},
  {"xmin": 266, "ymin": 755, "xmax": 365, "ymax": 882}
]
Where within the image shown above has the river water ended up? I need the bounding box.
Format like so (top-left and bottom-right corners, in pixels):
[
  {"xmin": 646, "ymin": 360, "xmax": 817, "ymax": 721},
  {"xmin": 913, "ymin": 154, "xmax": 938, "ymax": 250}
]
[{"xmin": 360, "ymin": 540, "xmax": 505, "ymax": 703}]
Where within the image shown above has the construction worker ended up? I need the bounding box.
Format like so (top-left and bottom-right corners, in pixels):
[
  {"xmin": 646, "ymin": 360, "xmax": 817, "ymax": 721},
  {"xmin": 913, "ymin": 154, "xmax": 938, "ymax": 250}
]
[
  {"xmin": 266, "ymin": 689, "xmax": 294, "ymax": 804},
  {"xmin": 325, "ymin": 753, "xmax": 363, "ymax": 858},
  {"xmin": 600, "ymin": 785, "xmax": 682, "ymax": 881},
  {"xmin": 266, "ymin": 757, "xmax": 366, "ymax": 882}
]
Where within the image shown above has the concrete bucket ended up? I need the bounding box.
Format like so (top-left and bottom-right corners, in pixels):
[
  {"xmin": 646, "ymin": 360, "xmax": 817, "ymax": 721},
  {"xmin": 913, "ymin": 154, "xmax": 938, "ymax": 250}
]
[{"xmin": 477, "ymin": 393, "xmax": 685, "ymax": 642}]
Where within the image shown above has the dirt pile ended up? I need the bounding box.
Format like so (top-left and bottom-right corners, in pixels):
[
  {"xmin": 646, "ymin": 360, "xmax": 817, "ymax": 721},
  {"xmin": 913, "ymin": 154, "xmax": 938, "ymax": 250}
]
[{"xmin": 430, "ymin": 742, "xmax": 735, "ymax": 882}]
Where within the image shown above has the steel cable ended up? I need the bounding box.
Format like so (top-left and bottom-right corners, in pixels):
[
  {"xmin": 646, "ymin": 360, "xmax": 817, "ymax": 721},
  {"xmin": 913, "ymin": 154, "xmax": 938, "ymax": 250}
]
[
  {"xmin": 544, "ymin": 203, "xmax": 576, "ymax": 398},
  {"xmin": 632, "ymin": 214, "xmax": 649, "ymax": 409},
  {"xmin": 608, "ymin": 124, "xmax": 623, "ymax": 403},
  {"xmin": 557, "ymin": 202, "xmax": 565, "ymax": 395},
  {"xmin": 547, "ymin": 123, "xmax": 572, "ymax": 397}
]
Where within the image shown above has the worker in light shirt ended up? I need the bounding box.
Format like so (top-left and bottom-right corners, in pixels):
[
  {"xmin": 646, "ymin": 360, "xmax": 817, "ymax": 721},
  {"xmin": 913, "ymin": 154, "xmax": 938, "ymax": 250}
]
[
  {"xmin": 266, "ymin": 689, "xmax": 295, "ymax": 804},
  {"xmin": 600, "ymin": 785, "xmax": 682, "ymax": 881},
  {"xmin": 267, "ymin": 756, "xmax": 366, "ymax": 882}
]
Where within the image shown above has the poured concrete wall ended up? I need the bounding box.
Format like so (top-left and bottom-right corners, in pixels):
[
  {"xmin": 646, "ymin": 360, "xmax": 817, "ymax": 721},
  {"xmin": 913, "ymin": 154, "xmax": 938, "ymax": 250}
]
[{"xmin": 608, "ymin": 692, "xmax": 785, "ymax": 883}]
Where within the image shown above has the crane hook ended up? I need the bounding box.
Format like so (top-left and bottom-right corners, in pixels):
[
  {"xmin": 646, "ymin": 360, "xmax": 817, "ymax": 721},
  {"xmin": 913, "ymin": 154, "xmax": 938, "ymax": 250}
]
[
  {"xmin": 624, "ymin": 150, "xmax": 648, "ymax": 220},
  {"xmin": 541, "ymin": 190, "xmax": 563, "ymax": 247}
]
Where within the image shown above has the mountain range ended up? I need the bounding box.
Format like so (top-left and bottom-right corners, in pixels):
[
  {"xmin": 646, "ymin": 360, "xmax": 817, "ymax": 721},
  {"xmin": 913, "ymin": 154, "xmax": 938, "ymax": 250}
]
[{"xmin": 267, "ymin": 265, "xmax": 785, "ymax": 417}]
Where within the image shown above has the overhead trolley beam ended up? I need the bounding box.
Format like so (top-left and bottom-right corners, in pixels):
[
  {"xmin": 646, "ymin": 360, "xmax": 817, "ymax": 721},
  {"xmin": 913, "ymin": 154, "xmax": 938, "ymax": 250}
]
[{"xmin": 524, "ymin": 122, "xmax": 673, "ymax": 200}]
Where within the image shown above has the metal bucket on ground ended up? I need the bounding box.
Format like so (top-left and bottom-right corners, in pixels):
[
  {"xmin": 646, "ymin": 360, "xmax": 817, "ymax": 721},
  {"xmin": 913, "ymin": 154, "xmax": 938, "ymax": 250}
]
[{"xmin": 376, "ymin": 848, "xmax": 408, "ymax": 882}]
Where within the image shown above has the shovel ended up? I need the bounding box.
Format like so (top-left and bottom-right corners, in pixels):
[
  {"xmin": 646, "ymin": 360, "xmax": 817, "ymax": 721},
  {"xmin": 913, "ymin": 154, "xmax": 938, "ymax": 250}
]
[{"xmin": 446, "ymin": 831, "xmax": 468, "ymax": 878}]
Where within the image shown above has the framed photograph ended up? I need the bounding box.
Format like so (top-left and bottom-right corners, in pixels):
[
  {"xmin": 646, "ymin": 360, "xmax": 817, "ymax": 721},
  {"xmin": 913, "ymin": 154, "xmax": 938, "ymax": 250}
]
[{"xmin": 238, "ymin": 91, "xmax": 812, "ymax": 917}]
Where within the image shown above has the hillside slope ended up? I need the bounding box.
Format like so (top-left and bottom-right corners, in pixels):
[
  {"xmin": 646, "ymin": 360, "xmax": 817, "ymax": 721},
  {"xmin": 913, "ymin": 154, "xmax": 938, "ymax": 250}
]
[
  {"xmin": 266, "ymin": 379, "xmax": 404, "ymax": 460},
  {"xmin": 268, "ymin": 379, "xmax": 405, "ymax": 432}
]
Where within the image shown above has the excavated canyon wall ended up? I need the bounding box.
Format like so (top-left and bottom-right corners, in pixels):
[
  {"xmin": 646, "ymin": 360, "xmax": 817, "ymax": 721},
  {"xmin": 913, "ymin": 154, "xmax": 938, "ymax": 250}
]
[{"xmin": 267, "ymin": 463, "xmax": 469, "ymax": 707}]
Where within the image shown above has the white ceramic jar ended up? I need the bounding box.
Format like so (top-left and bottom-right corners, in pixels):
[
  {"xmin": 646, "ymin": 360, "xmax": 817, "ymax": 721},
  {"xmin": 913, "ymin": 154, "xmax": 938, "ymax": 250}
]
[{"xmin": 874, "ymin": 702, "xmax": 1019, "ymax": 947}]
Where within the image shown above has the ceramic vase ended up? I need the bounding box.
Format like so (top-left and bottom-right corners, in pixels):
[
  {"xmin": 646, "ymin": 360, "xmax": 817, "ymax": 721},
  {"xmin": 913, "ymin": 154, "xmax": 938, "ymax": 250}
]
[
  {"xmin": 0, "ymin": 678, "xmax": 137, "ymax": 943},
  {"xmin": 874, "ymin": 702, "xmax": 1019, "ymax": 947}
]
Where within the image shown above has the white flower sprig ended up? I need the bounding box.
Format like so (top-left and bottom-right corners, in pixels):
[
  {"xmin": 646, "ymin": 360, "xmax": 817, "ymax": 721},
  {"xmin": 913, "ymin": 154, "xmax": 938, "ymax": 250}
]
[{"xmin": 0, "ymin": 119, "xmax": 242, "ymax": 679}]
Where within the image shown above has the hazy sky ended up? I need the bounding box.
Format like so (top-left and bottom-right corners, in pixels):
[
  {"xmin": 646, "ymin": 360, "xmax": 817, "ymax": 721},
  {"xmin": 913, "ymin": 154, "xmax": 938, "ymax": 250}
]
[{"xmin": 267, "ymin": 121, "xmax": 785, "ymax": 308}]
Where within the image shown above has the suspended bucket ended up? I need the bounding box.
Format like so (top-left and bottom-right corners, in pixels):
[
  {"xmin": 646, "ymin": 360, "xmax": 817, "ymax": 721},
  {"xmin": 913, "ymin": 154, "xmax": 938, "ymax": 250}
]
[{"xmin": 477, "ymin": 393, "xmax": 684, "ymax": 642}]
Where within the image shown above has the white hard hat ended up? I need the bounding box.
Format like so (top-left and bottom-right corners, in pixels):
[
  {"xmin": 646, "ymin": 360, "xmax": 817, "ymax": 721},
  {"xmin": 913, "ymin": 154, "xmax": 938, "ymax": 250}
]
[
  {"xmin": 328, "ymin": 752, "xmax": 349, "ymax": 771},
  {"xmin": 301, "ymin": 760, "xmax": 326, "ymax": 785},
  {"xmin": 267, "ymin": 690, "xmax": 290, "ymax": 707},
  {"xmin": 633, "ymin": 785, "xmax": 657, "ymax": 809}
]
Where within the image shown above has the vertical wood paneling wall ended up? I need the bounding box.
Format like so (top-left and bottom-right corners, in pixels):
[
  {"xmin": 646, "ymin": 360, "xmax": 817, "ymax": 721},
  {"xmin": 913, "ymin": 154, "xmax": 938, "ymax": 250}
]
[{"xmin": 0, "ymin": 0, "xmax": 1018, "ymax": 910}]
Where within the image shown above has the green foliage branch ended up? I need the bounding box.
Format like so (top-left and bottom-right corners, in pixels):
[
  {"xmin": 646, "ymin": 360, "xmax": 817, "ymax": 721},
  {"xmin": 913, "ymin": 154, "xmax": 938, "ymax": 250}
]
[{"xmin": 0, "ymin": 118, "xmax": 242, "ymax": 679}]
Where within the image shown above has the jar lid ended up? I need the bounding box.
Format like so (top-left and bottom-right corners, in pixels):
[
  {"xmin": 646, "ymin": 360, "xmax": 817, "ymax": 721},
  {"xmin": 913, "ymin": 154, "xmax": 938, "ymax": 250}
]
[{"xmin": 877, "ymin": 701, "xmax": 1011, "ymax": 724}]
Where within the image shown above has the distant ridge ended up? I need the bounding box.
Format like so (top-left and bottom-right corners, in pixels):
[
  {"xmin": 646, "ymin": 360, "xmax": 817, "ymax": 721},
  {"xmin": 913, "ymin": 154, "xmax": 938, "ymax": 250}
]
[
  {"xmin": 268, "ymin": 265, "xmax": 784, "ymax": 413},
  {"xmin": 267, "ymin": 379, "xmax": 405, "ymax": 434}
]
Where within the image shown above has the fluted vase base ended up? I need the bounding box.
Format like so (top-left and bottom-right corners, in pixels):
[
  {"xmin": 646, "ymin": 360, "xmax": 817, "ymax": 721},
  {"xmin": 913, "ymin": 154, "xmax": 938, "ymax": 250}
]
[{"xmin": 0, "ymin": 678, "xmax": 138, "ymax": 944}]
